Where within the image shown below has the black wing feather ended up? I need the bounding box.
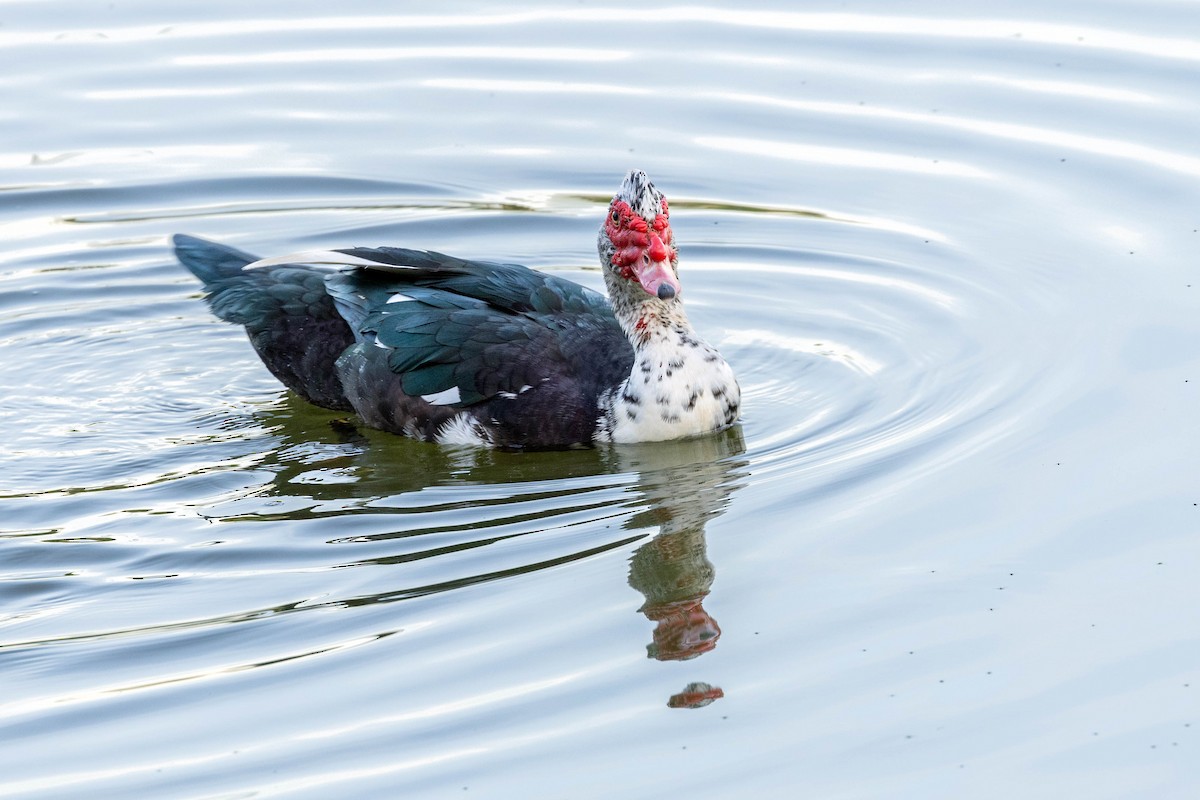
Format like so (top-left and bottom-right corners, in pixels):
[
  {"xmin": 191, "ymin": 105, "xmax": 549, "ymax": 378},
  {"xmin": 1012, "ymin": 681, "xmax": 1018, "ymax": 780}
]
[
  {"xmin": 323, "ymin": 249, "xmax": 628, "ymax": 413},
  {"xmin": 177, "ymin": 237, "xmax": 632, "ymax": 447}
]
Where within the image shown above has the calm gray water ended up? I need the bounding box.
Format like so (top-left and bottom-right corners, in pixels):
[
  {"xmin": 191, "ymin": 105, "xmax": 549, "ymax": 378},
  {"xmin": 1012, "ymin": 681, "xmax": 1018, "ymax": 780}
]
[{"xmin": 2, "ymin": 2, "xmax": 1199, "ymax": 797}]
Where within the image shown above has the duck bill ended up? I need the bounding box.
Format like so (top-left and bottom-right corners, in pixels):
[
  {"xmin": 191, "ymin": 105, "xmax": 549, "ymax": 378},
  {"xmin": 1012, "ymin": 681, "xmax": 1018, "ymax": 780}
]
[{"xmin": 635, "ymin": 258, "xmax": 681, "ymax": 300}]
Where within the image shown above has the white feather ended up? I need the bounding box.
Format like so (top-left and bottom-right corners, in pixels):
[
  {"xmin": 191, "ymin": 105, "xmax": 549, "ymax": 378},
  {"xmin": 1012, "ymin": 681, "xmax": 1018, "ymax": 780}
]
[
  {"xmin": 242, "ymin": 250, "xmax": 418, "ymax": 271},
  {"xmin": 434, "ymin": 413, "xmax": 489, "ymax": 446},
  {"xmin": 421, "ymin": 386, "xmax": 461, "ymax": 406}
]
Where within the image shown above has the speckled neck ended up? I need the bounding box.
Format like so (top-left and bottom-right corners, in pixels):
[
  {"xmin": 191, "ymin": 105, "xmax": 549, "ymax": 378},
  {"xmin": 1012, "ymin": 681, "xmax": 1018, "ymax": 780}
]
[{"xmin": 598, "ymin": 230, "xmax": 686, "ymax": 342}]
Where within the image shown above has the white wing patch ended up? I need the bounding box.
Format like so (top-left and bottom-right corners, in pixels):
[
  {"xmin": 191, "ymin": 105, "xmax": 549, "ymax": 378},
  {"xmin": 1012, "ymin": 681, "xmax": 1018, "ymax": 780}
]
[
  {"xmin": 434, "ymin": 413, "xmax": 490, "ymax": 446},
  {"xmin": 243, "ymin": 250, "xmax": 395, "ymax": 271},
  {"xmin": 386, "ymin": 292, "xmax": 416, "ymax": 304},
  {"xmin": 421, "ymin": 386, "xmax": 461, "ymax": 406}
]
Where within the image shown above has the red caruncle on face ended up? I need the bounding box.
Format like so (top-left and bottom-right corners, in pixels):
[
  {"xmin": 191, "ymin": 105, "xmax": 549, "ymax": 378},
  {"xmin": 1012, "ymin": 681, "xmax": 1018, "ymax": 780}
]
[{"xmin": 605, "ymin": 199, "xmax": 677, "ymax": 281}]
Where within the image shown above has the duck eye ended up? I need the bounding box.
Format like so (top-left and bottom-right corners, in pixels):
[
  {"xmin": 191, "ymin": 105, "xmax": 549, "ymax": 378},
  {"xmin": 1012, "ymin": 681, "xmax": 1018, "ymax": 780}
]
[{"xmin": 611, "ymin": 209, "xmax": 620, "ymax": 224}]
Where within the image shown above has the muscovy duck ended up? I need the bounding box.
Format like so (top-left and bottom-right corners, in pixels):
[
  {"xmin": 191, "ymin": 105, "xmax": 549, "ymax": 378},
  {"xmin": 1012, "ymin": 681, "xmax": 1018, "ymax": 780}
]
[{"xmin": 174, "ymin": 170, "xmax": 740, "ymax": 449}]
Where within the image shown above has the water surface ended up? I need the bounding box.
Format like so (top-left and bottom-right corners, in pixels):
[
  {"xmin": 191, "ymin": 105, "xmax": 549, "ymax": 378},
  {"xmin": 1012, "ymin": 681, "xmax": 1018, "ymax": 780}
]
[{"xmin": 2, "ymin": 2, "xmax": 1199, "ymax": 797}]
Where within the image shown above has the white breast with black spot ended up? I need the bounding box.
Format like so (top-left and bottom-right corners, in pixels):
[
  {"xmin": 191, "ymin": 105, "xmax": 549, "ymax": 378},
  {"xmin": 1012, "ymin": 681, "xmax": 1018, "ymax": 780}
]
[{"xmin": 598, "ymin": 330, "xmax": 740, "ymax": 444}]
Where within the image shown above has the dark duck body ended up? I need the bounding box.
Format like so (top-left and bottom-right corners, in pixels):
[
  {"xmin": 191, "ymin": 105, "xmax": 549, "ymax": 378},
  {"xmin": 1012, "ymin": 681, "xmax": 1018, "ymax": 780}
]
[{"xmin": 174, "ymin": 170, "xmax": 740, "ymax": 449}]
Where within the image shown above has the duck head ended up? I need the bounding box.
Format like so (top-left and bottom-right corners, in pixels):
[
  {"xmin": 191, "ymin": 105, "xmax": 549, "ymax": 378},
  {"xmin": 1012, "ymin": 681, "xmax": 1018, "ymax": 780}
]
[{"xmin": 598, "ymin": 170, "xmax": 682, "ymax": 303}]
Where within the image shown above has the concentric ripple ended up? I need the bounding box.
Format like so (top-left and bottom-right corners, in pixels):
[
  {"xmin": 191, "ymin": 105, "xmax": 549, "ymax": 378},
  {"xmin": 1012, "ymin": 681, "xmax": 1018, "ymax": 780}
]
[
  {"xmin": 4, "ymin": 1, "xmax": 1199, "ymax": 797},
  {"xmin": 0, "ymin": 172, "xmax": 1067, "ymax": 798}
]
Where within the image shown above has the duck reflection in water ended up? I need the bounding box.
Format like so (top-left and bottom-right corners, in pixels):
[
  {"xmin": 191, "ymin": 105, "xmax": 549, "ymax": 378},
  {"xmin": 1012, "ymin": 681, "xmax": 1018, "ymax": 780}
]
[
  {"xmin": 236, "ymin": 397, "xmax": 746, "ymax": 708},
  {"xmin": 630, "ymin": 530, "xmax": 719, "ymax": 661},
  {"xmin": 614, "ymin": 429, "xmax": 746, "ymax": 707}
]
